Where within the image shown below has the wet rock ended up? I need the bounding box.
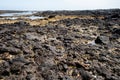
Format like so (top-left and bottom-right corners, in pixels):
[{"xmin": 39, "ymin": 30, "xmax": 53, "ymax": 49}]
[{"xmin": 95, "ymin": 36, "xmax": 110, "ymax": 44}]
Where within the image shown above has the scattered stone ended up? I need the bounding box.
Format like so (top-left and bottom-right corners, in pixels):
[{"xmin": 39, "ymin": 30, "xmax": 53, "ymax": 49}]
[
  {"xmin": 48, "ymin": 15, "xmax": 55, "ymax": 18},
  {"xmin": 95, "ymin": 36, "xmax": 110, "ymax": 44}
]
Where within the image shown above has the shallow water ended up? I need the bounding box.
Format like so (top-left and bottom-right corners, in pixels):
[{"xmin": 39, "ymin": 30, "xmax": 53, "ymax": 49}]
[
  {"xmin": 0, "ymin": 16, "xmax": 45, "ymax": 20},
  {"xmin": 7, "ymin": 17, "xmax": 18, "ymax": 20},
  {"xmin": 26, "ymin": 16, "xmax": 45, "ymax": 20},
  {"xmin": 0, "ymin": 11, "xmax": 45, "ymax": 20},
  {"xmin": 0, "ymin": 11, "xmax": 36, "ymax": 17}
]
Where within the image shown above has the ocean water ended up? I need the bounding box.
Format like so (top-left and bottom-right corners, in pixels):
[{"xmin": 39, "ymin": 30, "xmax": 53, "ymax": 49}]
[
  {"xmin": 0, "ymin": 11, "xmax": 45, "ymax": 20},
  {"xmin": 0, "ymin": 11, "xmax": 35, "ymax": 17},
  {"xmin": 28, "ymin": 16, "xmax": 45, "ymax": 20}
]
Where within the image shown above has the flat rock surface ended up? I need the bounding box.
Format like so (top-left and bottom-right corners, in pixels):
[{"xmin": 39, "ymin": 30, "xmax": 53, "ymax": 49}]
[{"xmin": 0, "ymin": 9, "xmax": 120, "ymax": 80}]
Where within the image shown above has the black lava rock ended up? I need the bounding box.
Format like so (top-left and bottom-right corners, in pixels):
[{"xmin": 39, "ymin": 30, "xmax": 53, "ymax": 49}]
[
  {"xmin": 95, "ymin": 36, "xmax": 110, "ymax": 44},
  {"xmin": 112, "ymin": 28, "xmax": 120, "ymax": 35}
]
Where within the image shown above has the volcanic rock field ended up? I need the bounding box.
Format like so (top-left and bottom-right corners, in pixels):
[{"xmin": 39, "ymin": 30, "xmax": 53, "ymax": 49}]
[{"xmin": 0, "ymin": 9, "xmax": 120, "ymax": 80}]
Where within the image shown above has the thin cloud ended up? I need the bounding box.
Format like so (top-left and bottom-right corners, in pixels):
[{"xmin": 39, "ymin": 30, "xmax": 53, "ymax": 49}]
[{"xmin": 0, "ymin": 0, "xmax": 120, "ymax": 10}]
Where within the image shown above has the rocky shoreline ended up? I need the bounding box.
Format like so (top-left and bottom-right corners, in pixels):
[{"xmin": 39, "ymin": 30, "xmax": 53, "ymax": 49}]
[{"xmin": 0, "ymin": 9, "xmax": 120, "ymax": 80}]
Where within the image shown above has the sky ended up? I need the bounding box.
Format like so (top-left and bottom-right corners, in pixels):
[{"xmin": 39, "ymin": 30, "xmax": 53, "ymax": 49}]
[{"xmin": 0, "ymin": 0, "xmax": 120, "ymax": 11}]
